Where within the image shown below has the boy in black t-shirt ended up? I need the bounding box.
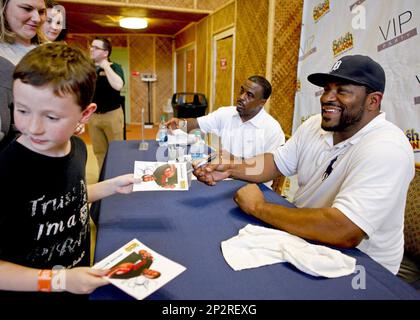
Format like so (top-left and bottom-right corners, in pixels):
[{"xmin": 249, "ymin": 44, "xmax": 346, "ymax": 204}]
[{"xmin": 0, "ymin": 43, "xmax": 137, "ymax": 298}]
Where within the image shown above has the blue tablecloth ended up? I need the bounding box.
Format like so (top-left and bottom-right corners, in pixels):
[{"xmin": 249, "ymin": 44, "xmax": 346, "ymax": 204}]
[{"xmin": 91, "ymin": 140, "xmax": 419, "ymax": 300}]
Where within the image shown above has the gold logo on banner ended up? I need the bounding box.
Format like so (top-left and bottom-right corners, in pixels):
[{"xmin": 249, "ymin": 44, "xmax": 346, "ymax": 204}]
[
  {"xmin": 313, "ymin": 0, "xmax": 330, "ymax": 23},
  {"xmin": 406, "ymin": 129, "xmax": 420, "ymax": 152},
  {"xmin": 332, "ymin": 32, "xmax": 354, "ymax": 57}
]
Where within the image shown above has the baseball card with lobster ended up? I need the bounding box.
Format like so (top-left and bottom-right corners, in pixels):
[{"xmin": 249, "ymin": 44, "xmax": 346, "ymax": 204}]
[{"xmin": 93, "ymin": 239, "xmax": 186, "ymax": 300}]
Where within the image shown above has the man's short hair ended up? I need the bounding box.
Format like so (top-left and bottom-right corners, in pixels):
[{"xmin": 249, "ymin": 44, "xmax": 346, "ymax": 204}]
[
  {"xmin": 13, "ymin": 43, "xmax": 97, "ymax": 110},
  {"xmin": 248, "ymin": 75, "xmax": 272, "ymax": 99},
  {"xmin": 95, "ymin": 36, "xmax": 112, "ymax": 57}
]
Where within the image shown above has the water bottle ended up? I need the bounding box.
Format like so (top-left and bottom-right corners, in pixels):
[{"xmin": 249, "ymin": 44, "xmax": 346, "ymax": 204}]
[
  {"xmin": 190, "ymin": 130, "xmax": 205, "ymax": 160},
  {"xmin": 156, "ymin": 115, "xmax": 168, "ymax": 147}
]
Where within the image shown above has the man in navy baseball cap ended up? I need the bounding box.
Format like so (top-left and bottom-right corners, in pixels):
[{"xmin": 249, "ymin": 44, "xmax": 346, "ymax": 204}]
[
  {"xmin": 308, "ymin": 54, "xmax": 386, "ymax": 93},
  {"xmin": 193, "ymin": 53, "xmax": 415, "ymax": 275},
  {"xmin": 306, "ymin": 54, "xmax": 386, "ymax": 133}
]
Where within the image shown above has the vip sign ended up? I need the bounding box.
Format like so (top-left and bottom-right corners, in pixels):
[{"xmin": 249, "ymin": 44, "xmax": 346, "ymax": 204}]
[
  {"xmin": 299, "ymin": 35, "xmax": 317, "ymax": 61},
  {"xmin": 378, "ymin": 10, "xmax": 418, "ymax": 52}
]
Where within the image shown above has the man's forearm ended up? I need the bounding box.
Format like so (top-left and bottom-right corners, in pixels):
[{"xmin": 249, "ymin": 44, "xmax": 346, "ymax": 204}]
[
  {"xmin": 185, "ymin": 118, "xmax": 199, "ymax": 132},
  {"xmin": 228, "ymin": 153, "xmax": 281, "ymax": 183},
  {"xmin": 102, "ymin": 64, "xmax": 124, "ymax": 91},
  {"xmin": 253, "ymin": 204, "xmax": 365, "ymax": 248}
]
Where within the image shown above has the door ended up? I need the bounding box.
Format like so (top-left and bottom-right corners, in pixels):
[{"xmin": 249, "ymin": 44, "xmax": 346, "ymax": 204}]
[
  {"xmin": 185, "ymin": 46, "xmax": 195, "ymax": 92},
  {"xmin": 176, "ymin": 50, "xmax": 185, "ymax": 92},
  {"xmin": 212, "ymin": 29, "xmax": 235, "ymax": 112}
]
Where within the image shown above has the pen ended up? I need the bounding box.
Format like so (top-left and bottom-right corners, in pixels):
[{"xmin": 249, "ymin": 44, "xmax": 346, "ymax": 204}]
[
  {"xmin": 195, "ymin": 153, "xmax": 217, "ymax": 168},
  {"xmin": 186, "ymin": 153, "xmax": 218, "ymax": 173}
]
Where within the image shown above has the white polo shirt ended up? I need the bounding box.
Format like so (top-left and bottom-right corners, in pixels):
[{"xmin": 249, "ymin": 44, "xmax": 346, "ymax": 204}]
[
  {"xmin": 273, "ymin": 113, "xmax": 414, "ymax": 274},
  {"xmin": 197, "ymin": 106, "xmax": 285, "ymax": 158}
]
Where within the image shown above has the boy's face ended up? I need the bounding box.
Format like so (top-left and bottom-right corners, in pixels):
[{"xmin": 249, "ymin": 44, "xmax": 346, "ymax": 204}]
[{"xmin": 13, "ymin": 79, "xmax": 95, "ymax": 157}]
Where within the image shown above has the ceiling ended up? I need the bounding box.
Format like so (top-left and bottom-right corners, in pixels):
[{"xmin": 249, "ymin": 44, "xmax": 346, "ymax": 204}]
[{"xmin": 58, "ymin": 1, "xmax": 209, "ymax": 36}]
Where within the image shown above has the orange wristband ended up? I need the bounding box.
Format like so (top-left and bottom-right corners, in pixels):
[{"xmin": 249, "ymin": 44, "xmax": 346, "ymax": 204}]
[{"xmin": 38, "ymin": 269, "xmax": 52, "ymax": 292}]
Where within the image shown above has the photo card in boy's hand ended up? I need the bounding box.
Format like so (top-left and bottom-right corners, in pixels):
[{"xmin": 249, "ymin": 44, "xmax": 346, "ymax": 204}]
[{"xmin": 94, "ymin": 239, "xmax": 186, "ymax": 300}]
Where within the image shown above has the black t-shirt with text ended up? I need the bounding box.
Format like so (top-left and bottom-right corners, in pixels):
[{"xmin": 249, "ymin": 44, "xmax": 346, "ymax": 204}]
[
  {"xmin": 0, "ymin": 136, "xmax": 90, "ymax": 269},
  {"xmin": 0, "ymin": 136, "xmax": 91, "ymax": 300}
]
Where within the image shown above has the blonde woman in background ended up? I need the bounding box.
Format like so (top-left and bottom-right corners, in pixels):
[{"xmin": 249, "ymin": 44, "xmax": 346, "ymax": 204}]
[
  {"xmin": 0, "ymin": 0, "xmax": 46, "ymax": 65},
  {"xmin": 41, "ymin": 0, "xmax": 66, "ymax": 42}
]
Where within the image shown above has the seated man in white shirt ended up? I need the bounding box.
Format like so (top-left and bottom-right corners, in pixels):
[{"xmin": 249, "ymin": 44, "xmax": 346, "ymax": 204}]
[
  {"xmin": 166, "ymin": 75, "xmax": 285, "ymax": 160},
  {"xmin": 193, "ymin": 55, "xmax": 415, "ymax": 274}
]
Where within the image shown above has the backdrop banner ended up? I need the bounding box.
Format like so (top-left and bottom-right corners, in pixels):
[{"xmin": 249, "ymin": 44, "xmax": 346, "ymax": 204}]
[{"xmin": 294, "ymin": 0, "xmax": 420, "ymax": 164}]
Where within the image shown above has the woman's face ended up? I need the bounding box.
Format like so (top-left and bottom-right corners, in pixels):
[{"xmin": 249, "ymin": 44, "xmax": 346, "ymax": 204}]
[
  {"xmin": 42, "ymin": 7, "xmax": 63, "ymax": 41},
  {"xmin": 5, "ymin": 0, "xmax": 46, "ymax": 45}
]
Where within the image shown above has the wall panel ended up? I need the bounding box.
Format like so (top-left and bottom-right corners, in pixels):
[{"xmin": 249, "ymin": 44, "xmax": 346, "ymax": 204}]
[
  {"xmin": 211, "ymin": 1, "xmax": 235, "ymax": 33},
  {"xmin": 129, "ymin": 36, "xmax": 154, "ymax": 123},
  {"xmin": 175, "ymin": 24, "xmax": 196, "ymax": 49},
  {"xmin": 196, "ymin": 18, "xmax": 209, "ymax": 97},
  {"xmin": 197, "ymin": 0, "xmax": 232, "ymax": 11},
  {"xmin": 234, "ymin": 0, "xmax": 268, "ymax": 95},
  {"xmin": 155, "ymin": 37, "xmax": 174, "ymax": 122},
  {"xmin": 129, "ymin": 0, "xmax": 194, "ymax": 8},
  {"xmin": 269, "ymin": 0, "xmax": 302, "ymax": 136}
]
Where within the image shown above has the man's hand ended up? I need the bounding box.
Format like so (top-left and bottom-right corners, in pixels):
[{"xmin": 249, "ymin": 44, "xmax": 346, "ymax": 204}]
[
  {"xmin": 193, "ymin": 163, "xmax": 230, "ymax": 186},
  {"xmin": 97, "ymin": 59, "xmax": 111, "ymax": 69},
  {"xmin": 165, "ymin": 117, "xmax": 183, "ymax": 131},
  {"xmin": 193, "ymin": 151, "xmax": 233, "ymax": 186},
  {"xmin": 233, "ymin": 183, "xmax": 266, "ymax": 216}
]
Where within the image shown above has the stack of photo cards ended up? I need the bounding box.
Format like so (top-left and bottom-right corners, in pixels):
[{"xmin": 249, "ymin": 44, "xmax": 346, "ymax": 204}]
[
  {"xmin": 133, "ymin": 161, "xmax": 189, "ymax": 191},
  {"xmin": 94, "ymin": 239, "xmax": 186, "ymax": 300}
]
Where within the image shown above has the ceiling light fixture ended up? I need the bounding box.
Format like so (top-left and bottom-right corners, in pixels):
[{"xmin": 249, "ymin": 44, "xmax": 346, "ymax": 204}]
[{"xmin": 119, "ymin": 17, "xmax": 148, "ymax": 29}]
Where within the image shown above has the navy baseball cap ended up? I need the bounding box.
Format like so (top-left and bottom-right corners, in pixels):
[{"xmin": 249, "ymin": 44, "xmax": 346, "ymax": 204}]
[{"xmin": 307, "ymin": 55, "xmax": 386, "ymax": 93}]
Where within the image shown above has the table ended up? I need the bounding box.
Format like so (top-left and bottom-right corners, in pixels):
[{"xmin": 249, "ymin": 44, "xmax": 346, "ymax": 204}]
[{"xmin": 91, "ymin": 140, "xmax": 420, "ymax": 300}]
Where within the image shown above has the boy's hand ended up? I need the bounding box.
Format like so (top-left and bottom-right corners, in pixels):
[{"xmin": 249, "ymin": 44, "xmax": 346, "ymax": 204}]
[
  {"xmin": 112, "ymin": 174, "xmax": 140, "ymax": 194},
  {"xmin": 64, "ymin": 267, "xmax": 109, "ymax": 294}
]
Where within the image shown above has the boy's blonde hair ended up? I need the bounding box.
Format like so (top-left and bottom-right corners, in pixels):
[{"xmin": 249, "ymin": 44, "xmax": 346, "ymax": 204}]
[{"xmin": 13, "ymin": 42, "xmax": 97, "ymax": 110}]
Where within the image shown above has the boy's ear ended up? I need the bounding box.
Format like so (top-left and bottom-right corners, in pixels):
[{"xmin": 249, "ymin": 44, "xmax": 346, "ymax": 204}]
[{"xmin": 80, "ymin": 103, "xmax": 97, "ymax": 123}]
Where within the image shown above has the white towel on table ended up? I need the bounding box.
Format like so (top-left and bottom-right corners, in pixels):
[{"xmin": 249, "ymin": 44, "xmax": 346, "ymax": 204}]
[{"xmin": 221, "ymin": 224, "xmax": 356, "ymax": 278}]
